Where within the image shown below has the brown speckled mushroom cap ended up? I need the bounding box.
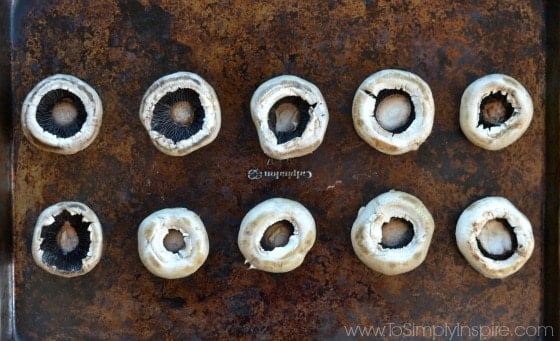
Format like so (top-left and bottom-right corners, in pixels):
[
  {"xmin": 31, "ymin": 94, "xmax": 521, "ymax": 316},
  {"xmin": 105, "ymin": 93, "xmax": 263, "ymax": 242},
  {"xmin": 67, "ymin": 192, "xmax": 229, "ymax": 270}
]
[
  {"xmin": 460, "ymin": 74, "xmax": 533, "ymax": 150},
  {"xmin": 238, "ymin": 197, "xmax": 316, "ymax": 273},
  {"xmin": 351, "ymin": 190, "xmax": 435, "ymax": 275},
  {"xmin": 352, "ymin": 69, "xmax": 434, "ymax": 155},
  {"xmin": 138, "ymin": 207, "xmax": 209, "ymax": 279},
  {"xmin": 455, "ymin": 196, "xmax": 534, "ymax": 279},
  {"xmin": 31, "ymin": 201, "xmax": 103, "ymax": 278},
  {"xmin": 250, "ymin": 75, "xmax": 329, "ymax": 160},
  {"xmin": 139, "ymin": 71, "xmax": 221, "ymax": 156},
  {"xmin": 21, "ymin": 74, "xmax": 103, "ymax": 154}
]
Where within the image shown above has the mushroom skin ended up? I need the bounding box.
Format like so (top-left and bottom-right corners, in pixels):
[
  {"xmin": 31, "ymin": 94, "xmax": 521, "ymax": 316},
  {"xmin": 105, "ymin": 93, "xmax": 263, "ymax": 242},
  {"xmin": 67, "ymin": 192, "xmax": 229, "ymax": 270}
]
[
  {"xmin": 351, "ymin": 190, "xmax": 435, "ymax": 275},
  {"xmin": 352, "ymin": 69, "xmax": 434, "ymax": 155},
  {"xmin": 32, "ymin": 201, "xmax": 103, "ymax": 278},
  {"xmin": 460, "ymin": 74, "xmax": 533, "ymax": 150},
  {"xmin": 139, "ymin": 72, "xmax": 221, "ymax": 156},
  {"xmin": 250, "ymin": 75, "xmax": 329, "ymax": 160},
  {"xmin": 138, "ymin": 208, "xmax": 209, "ymax": 279},
  {"xmin": 21, "ymin": 74, "xmax": 103, "ymax": 154},
  {"xmin": 238, "ymin": 198, "xmax": 316, "ymax": 273},
  {"xmin": 456, "ymin": 196, "xmax": 534, "ymax": 279}
]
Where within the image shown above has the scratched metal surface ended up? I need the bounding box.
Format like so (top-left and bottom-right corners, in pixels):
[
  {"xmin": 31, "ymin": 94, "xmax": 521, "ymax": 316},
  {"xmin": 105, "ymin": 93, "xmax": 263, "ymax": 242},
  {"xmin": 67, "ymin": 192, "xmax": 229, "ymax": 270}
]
[{"xmin": 7, "ymin": 0, "xmax": 550, "ymax": 339}]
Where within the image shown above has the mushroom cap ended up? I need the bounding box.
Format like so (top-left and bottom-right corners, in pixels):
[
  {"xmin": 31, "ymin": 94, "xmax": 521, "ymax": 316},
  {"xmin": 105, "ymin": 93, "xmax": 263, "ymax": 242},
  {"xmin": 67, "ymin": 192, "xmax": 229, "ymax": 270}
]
[
  {"xmin": 460, "ymin": 74, "xmax": 533, "ymax": 150},
  {"xmin": 31, "ymin": 201, "xmax": 103, "ymax": 278},
  {"xmin": 351, "ymin": 190, "xmax": 435, "ymax": 275},
  {"xmin": 138, "ymin": 207, "xmax": 209, "ymax": 279},
  {"xmin": 21, "ymin": 74, "xmax": 103, "ymax": 154},
  {"xmin": 455, "ymin": 196, "xmax": 534, "ymax": 279},
  {"xmin": 250, "ymin": 75, "xmax": 329, "ymax": 160},
  {"xmin": 352, "ymin": 69, "xmax": 434, "ymax": 155},
  {"xmin": 139, "ymin": 71, "xmax": 221, "ymax": 156},
  {"xmin": 238, "ymin": 197, "xmax": 316, "ymax": 273}
]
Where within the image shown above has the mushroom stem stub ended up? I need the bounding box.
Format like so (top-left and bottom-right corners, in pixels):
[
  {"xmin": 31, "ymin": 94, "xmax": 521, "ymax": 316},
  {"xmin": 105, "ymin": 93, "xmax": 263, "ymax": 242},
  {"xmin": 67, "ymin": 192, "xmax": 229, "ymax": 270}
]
[
  {"xmin": 261, "ymin": 220, "xmax": 295, "ymax": 251},
  {"xmin": 52, "ymin": 99, "xmax": 79, "ymax": 127},
  {"xmin": 381, "ymin": 217, "xmax": 414, "ymax": 249},
  {"xmin": 374, "ymin": 90, "xmax": 414, "ymax": 133},
  {"xmin": 476, "ymin": 218, "xmax": 516, "ymax": 260},
  {"xmin": 163, "ymin": 229, "xmax": 187, "ymax": 253},
  {"xmin": 267, "ymin": 96, "xmax": 312, "ymax": 145},
  {"xmin": 170, "ymin": 101, "xmax": 195, "ymax": 126},
  {"xmin": 275, "ymin": 102, "xmax": 300, "ymax": 133},
  {"xmin": 57, "ymin": 221, "xmax": 80, "ymax": 255},
  {"xmin": 479, "ymin": 92, "xmax": 513, "ymax": 128}
]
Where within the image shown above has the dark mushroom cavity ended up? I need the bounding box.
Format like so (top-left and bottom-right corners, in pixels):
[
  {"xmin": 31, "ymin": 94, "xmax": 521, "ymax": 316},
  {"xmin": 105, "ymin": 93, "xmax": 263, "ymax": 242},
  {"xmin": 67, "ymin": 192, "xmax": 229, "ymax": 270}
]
[
  {"xmin": 478, "ymin": 92, "xmax": 514, "ymax": 129},
  {"xmin": 163, "ymin": 229, "xmax": 186, "ymax": 253},
  {"xmin": 36, "ymin": 89, "xmax": 88, "ymax": 138},
  {"xmin": 476, "ymin": 218, "xmax": 517, "ymax": 260},
  {"xmin": 39, "ymin": 209, "xmax": 91, "ymax": 272},
  {"xmin": 374, "ymin": 89, "xmax": 415, "ymax": 134},
  {"xmin": 380, "ymin": 217, "xmax": 414, "ymax": 249},
  {"xmin": 261, "ymin": 219, "xmax": 295, "ymax": 251},
  {"xmin": 152, "ymin": 88, "xmax": 205, "ymax": 143},
  {"xmin": 268, "ymin": 96, "xmax": 312, "ymax": 144}
]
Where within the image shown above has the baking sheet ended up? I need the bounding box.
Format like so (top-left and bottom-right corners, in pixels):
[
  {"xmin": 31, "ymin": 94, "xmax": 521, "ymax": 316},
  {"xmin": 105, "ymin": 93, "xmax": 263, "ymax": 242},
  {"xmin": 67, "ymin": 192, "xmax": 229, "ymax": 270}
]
[{"xmin": 2, "ymin": 0, "xmax": 558, "ymax": 339}]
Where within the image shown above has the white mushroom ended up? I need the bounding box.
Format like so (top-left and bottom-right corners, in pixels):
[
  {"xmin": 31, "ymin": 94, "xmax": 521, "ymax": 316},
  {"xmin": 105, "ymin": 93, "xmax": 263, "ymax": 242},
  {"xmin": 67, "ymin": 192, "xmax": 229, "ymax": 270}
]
[
  {"xmin": 351, "ymin": 190, "xmax": 435, "ymax": 275},
  {"xmin": 460, "ymin": 74, "xmax": 533, "ymax": 150},
  {"xmin": 138, "ymin": 207, "xmax": 209, "ymax": 279},
  {"xmin": 238, "ymin": 198, "xmax": 316, "ymax": 273},
  {"xmin": 21, "ymin": 74, "xmax": 103, "ymax": 154},
  {"xmin": 250, "ymin": 75, "xmax": 329, "ymax": 160},
  {"xmin": 456, "ymin": 196, "xmax": 534, "ymax": 279},
  {"xmin": 139, "ymin": 72, "xmax": 221, "ymax": 156},
  {"xmin": 31, "ymin": 201, "xmax": 103, "ymax": 277},
  {"xmin": 352, "ymin": 69, "xmax": 434, "ymax": 155}
]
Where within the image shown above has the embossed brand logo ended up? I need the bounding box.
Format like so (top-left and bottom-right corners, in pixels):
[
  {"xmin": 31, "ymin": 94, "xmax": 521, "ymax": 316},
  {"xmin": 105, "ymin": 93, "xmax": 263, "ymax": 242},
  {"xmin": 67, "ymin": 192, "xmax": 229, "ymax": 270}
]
[{"xmin": 247, "ymin": 168, "xmax": 312, "ymax": 180}]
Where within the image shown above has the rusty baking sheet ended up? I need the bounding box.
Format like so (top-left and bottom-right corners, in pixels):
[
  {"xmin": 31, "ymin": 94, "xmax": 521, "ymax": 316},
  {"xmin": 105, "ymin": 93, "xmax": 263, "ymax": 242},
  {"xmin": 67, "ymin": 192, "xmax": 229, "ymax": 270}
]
[{"xmin": 1, "ymin": 0, "xmax": 559, "ymax": 339}]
